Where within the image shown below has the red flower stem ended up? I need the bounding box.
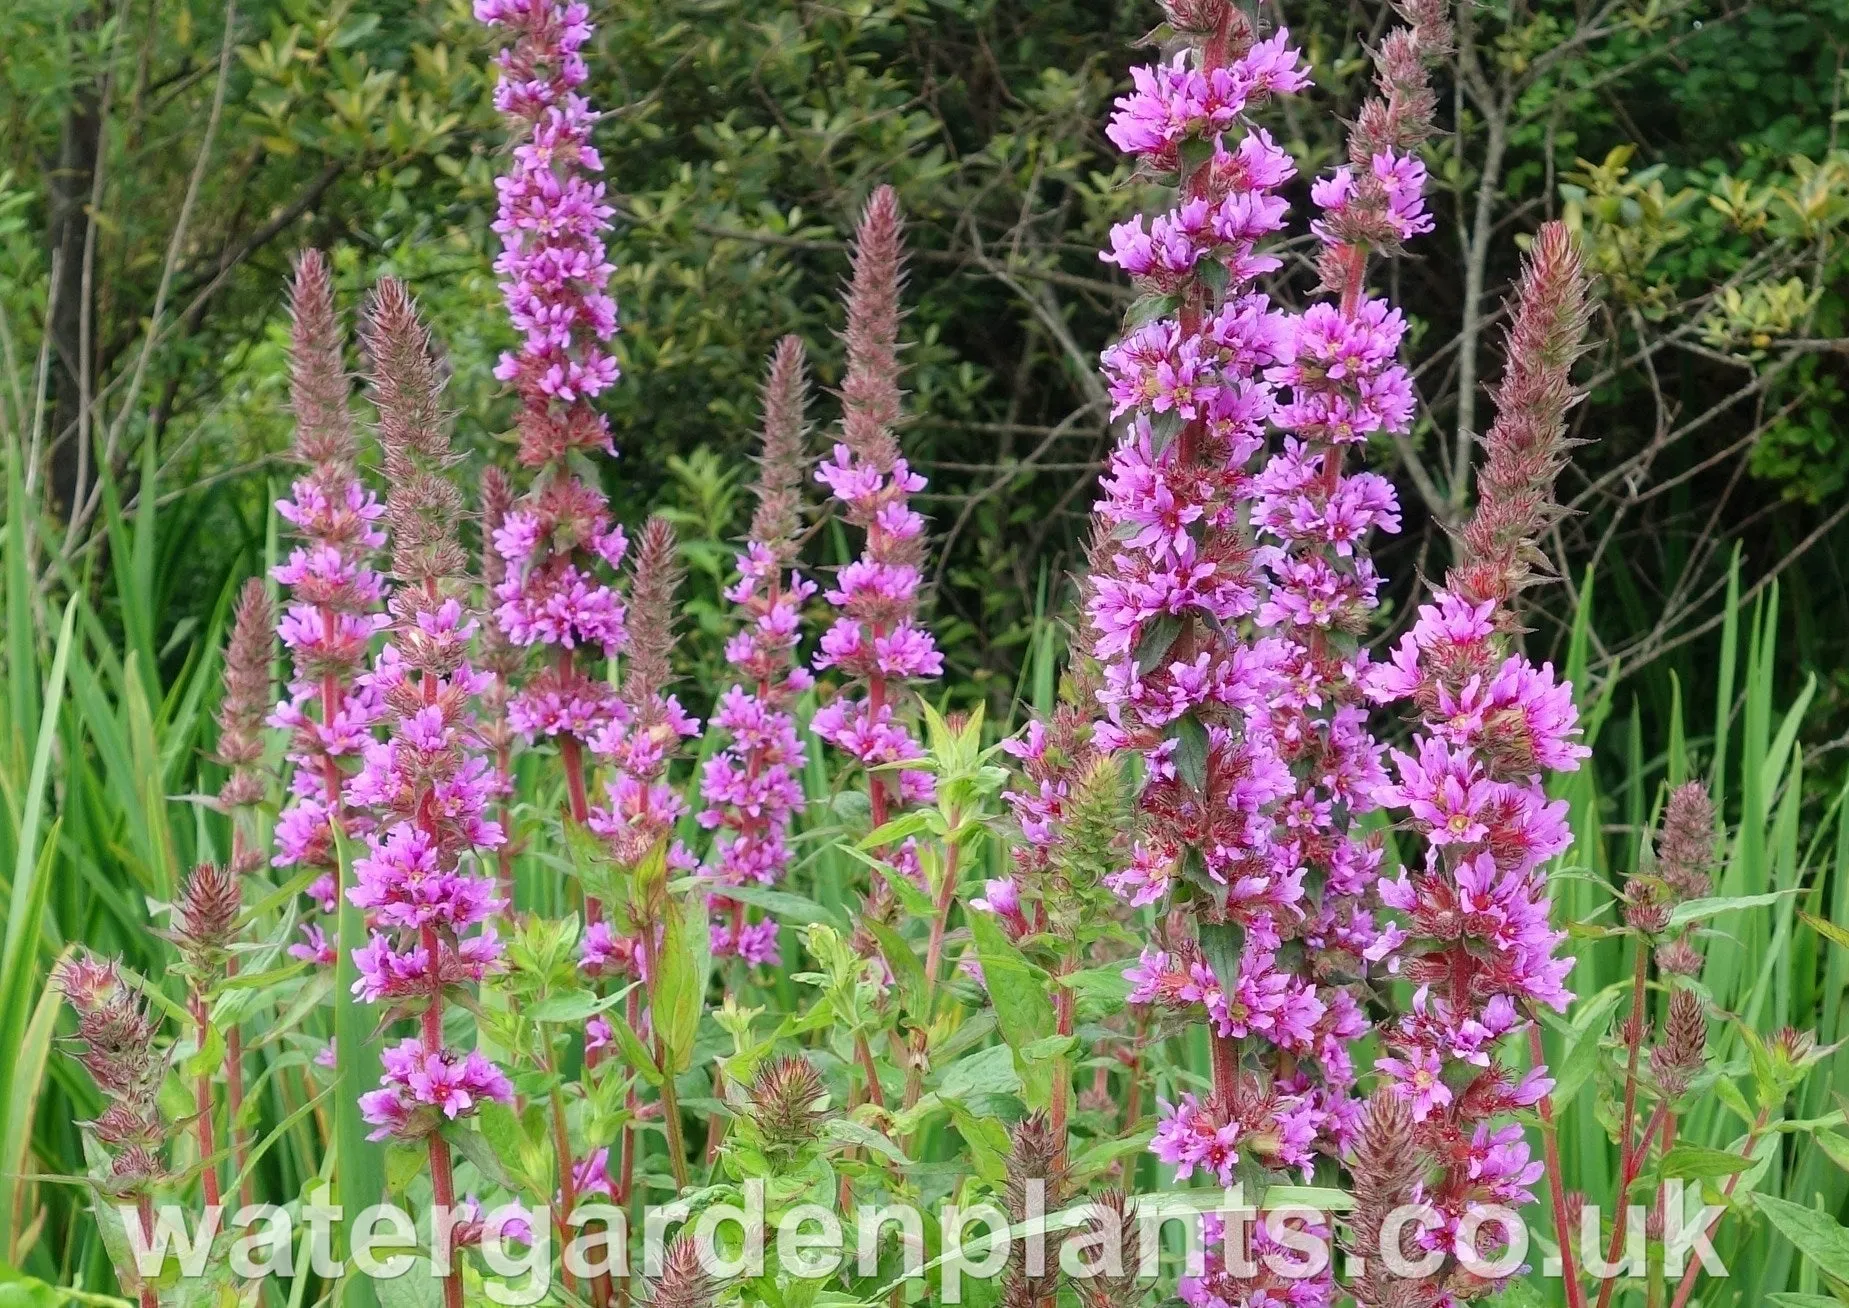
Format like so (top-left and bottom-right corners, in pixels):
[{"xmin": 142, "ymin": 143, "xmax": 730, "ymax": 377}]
[
  {"xmin": 419, "ymin": 921, "xmax": 464, "ymax": 1308},
  {"xmin": 135, "ymin": 1195, "xmax": 158, "ymax": 1308},
  {"xmin": 865, "ymin": 669, "xmax": 889, "ymax": 828},
  {"xmin": 192, "ymin": 992, "xmax": 222, "ymax": 1211},
  {"xmin": 543, "ymin": 1076, "xmax": 589, "ymax": 1304},
  {"xmin": 854, "ymin": 1034, "xmax": 885, "ymax": 1111},
  {"xmin": 1209, "ymin": 1030, "xmax": 1239, "ymax": 1102},
  {"xmin": 1590, "ymin": 938, "xmax": 1654, "ymax": 1306},
  {"xmin": 1617, "ymin": 942, "xmax": 1650, "ymax": 1183},
  {"xmin": 495, "ymin": 739, "xmax": 515, "ymax": 909},
  {"xmin": 615, "ymin": 986, "xmax": 640, "ymax": 1206},
  {"xmin": 1530, "ymin": 1022, "xmax": 1587, "ymax": 1308},
  {"xmin": 638, "ymin": 926, "xmax": 692, "ymax": 1189},
  {"xmin": 1668, "ymin": 1110, "xmax": 1766, "ymax": 1308},
  {"xmin": 1049, "ymin": 959, "xmax": 1075, "ymax": 1153},
  {"xmin": 1595, "ymin": 1100, "xmax": 1671, "ymax": 1308},
  {"xmin": 226, "ymin": 828, "xmax": 252, "ymax": 1210}
]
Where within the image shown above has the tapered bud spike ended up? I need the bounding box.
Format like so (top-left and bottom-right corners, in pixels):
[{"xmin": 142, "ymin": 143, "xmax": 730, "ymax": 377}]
[
  {"xmin": 749, "ymin": 335, "xmax": 811, "ymax": 558},
  {"xmin": 1347, "ymin": 1090, "xmax": 1432, "ymax": 1308},
  {"xmin": 288, "ymin": 249, "xmax": 356, "ymax": 472},
  {"xmin": 622, "ymin": 516, "xmax": 684, "ymax": 715},
  {"xmin": 1656, "ymin": 781, "xmax": 1718, "ymax": 900},
  {"xmin": 744, "ymin": 1054, "xmax": 830, "ymax": 1153},
  {"xmin": 1449, "ymin": 221, "xmax": 1593, "ymax": 610},
  {"xmin": 1651, "ymin": 989, "xmax": 1708, "ymax": 1098},
  {"xmin": 213, "ymin": 578, "xmax": 274, "ymax": 814},
  {"xmin": 1073, "ymin": 1190, "xmax": 1141, "ymax": 1308},
  {"xmin": 838, "ymin": 186, "xmax": 907, "ymax": 474},
  {"xmin": 363, "ymin": 277, "xmax": 468, "ymax": 592}
]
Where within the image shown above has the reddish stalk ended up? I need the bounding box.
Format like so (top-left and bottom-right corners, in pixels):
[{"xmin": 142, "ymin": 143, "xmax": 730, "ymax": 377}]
[
  {"xmin": 191, "ymin": 993, "xmax": 222, "ymax": 1211},
  {"xmin": 1530, "ymin": 1023, "xmax": 1587, "ymax": 1308},
  {"xmin": 1209, "ymin": 1030, "xmax": 1239, "ymax": 1102},
  {"xmin": 419, "ymin": 923, "xmax": 464, "ymax": 1308},
  {"xmin": 638, "ymin": 924, "xmax": 693, "ymax": 1189},
  {"xmin": 225, "ymin": 824, "xmax": 253, "ymax": 1208},
  {"xmin": 1048, "ymin": 964, "xmax": 1076, "ymax": 1151},
  {"xmin": 1617, "ymin": 944, "xmax": 1651, "ymax": 1184},
  {"xmin": 1667, "ymin": 1110, "xmax": 1767, "ymax": 1308},
  {"xmin": 495, "ymin": 741, "xmax": 516, "ymax": 908},
  {"xmin": 134, "ymin": 1195, "xmax": 158, "ymax": 1308}
]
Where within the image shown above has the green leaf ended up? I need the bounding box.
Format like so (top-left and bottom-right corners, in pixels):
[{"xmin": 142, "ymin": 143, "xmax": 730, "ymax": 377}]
[
  {"xmin": 1069, "ymin": 1131, "xmax": 1154, "ymax": 1182},
  {"xmin": 1197, "ymin": 922, "xmax": 1244, "ymax": 1000},
  {"xmin": 700, "ymin": 882, "xmax": 841, "ymax": 929},
  {"xmin": 1147, "ymin": 408, "xmax": 1184, "ymax": 454},
  {"xmin": 1552, "ymin": 986, "xmax": 1625, "ymax": 1106},
  {"xmin": 445, "ymin": 1122, "xmax": 516, "ymax": 1191},
  {"xmin": 1124, "ymin": 292, "xmax": 1180, "ymax": 328},
  {"xmin": 967, "ymin": 910, "xmax": 1055, "ymax": 1058},
  {"xmin": 823, "ymin": 1118, "xmax": 912, "ymax": 1166},
  {"xmin": 330, "ymin": 832, "xmax": 383, "ymax": 1308},
  {"xmin": 1134, "ymin": 614, "xmax": 1182, "ymax": 676},
  {"xmin": 1195, "ymin": 257, "xmax": 1230, "ymax": 301},
  {"xmin": 1171, "ymin": 714, "xmax": 1208, "ymax": 793},
  {"xmin": 605, "ymin": 1007, "xmax": 663, "ymax": 1085},
  {"xmin": 863, "ymin": 919, "xmax": 929, "ymax": 1020},
  {"xmin": 946, "ymin": 1103, "xmax": 1012, "ymax": 1183},
  {"xmin": 1178, "ymin": 134, "xmax": 1214, "ymax": 177},
  {"xmin": 1668, "ymin": 889, "xmax": 1799, "ymax": 929},
  {"xmin": 938, "ymin": 1044, "xmax": 1022, "ymax": 1100},
  {"xmin": 1754, "ymin": 1194, "xmax": 1849, "ymax": 1284},
  {"xmin": 1816, "ymin": 1131, "xmax": 1849, "ymax": 1174},
  {"xmin": 181, "ymin": 1022, "xmax": 226, "ymax": 1080},
  {"xmin": 1801, "ymin": 910, "xmax": 1849, "ymax": 954},
  {"xmin": 655, "ymin": 870, "xmax": 711, "ymax": 1075},
  {"xmin": 860, "ymin": 811, "xmax": 934, "ymax": 850},
  {"xmin": 382, "ymin": 1144, "xmax": 425, "ymax": 1198},
  {"xmin": 1659, "ymin": 1144, "xmax": 1752, "ymax": 1179},
  {"xmin": 525, "ymin": 989, "xmax": 629, "ymax": 1024},
  {"xmin": 1064, "ymin": 965, "xmax": 1132, "ymax": 1013}
]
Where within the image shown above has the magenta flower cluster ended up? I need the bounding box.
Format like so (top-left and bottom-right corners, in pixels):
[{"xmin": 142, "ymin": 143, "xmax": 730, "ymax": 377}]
[
  {"xmin": 478, "ymin": 0, "xmax": 618, "ymax": 412},
  {"xmin": 1090, "ymin": 8, "xmax": 1366, "ymax": 1215},
  {"xmin": 346, "ymin": 602, "xmax": 512, "ymax": 1140},
  {"xmin": 810, "ymin": 188, "xmax": 941, "ymax": 826},
  {"xmin": 811, "ymin": 450, "xmax": 940, "ymax": 811},
  {"xmin": 478, "ymin": 0, "xmax": 632, "ymax": 748},
  {"xmin": 269, "ymin": 260, "xmax": 390, "ymax": 895},
  {"xmin": 701, "ymin": 541, "xmax": 815, "ymax": 966},
  {"xmin": 1361, "ymin": 590, "xmax": 1581, "ymax": 1249}
]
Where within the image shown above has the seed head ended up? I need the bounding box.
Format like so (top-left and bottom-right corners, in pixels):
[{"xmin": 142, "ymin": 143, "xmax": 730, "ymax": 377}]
[
  {"xmin": 171, "ymin": 862, "xmax": 243, "ymax": 974},
  {"xmin": 645, "ymin": 1234, "xmax": 716, "ymax": 1308},
  {"xmin": 744, "ymin": 1054, "xmax": 829, "ymax": 1154}
]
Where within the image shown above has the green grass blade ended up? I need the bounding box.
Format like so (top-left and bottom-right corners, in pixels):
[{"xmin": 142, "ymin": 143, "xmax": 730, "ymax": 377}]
[{"xmin": 0, "ymin": 595, "xmax": 77, "ymax": 1254}]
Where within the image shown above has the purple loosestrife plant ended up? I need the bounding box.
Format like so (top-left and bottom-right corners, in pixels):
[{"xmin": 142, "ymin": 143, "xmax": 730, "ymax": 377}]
[
  {"xmin": 1363, "ymin": 222, "xmax": 1593, "ymax": 1299},
  {"xmin": 811, "ymin": 186, "xmax": 942, "ymax": 835},
  {"xmin": 345, "ymin": 278, "xmax": 512, "ymax": 1308},
  {"xmin": 55, "ymin": 955, "xmax": 168, "ymax": 1308},
  {"xmin": 270, "ymin": 251, "xmax": 389, "ymax": 928},
  {"xmin": 210, "ymin": 578, "xmax": 273, "ymax": 1198},
  {"xmin": 1237, "ymin": 0, "xmax": 1453, "ymax": 1202},
  {"xmin": 584, "ymin": 515, "xmax": 699, "ymax": 1197},
  {"xmin": 477, "ymin": 0, "xmax": 631, "ymax": 884},
  {"xmin": 701, "ymin": 337, "xmax": 816, "ymax": 970},
  {"xmin": 1088, "ymin": 0, "xmax": 1323, "ymax": 1201},
  {"xmin": 479, "ymin": 465, "xmax": 525, "ymax": 905}
]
